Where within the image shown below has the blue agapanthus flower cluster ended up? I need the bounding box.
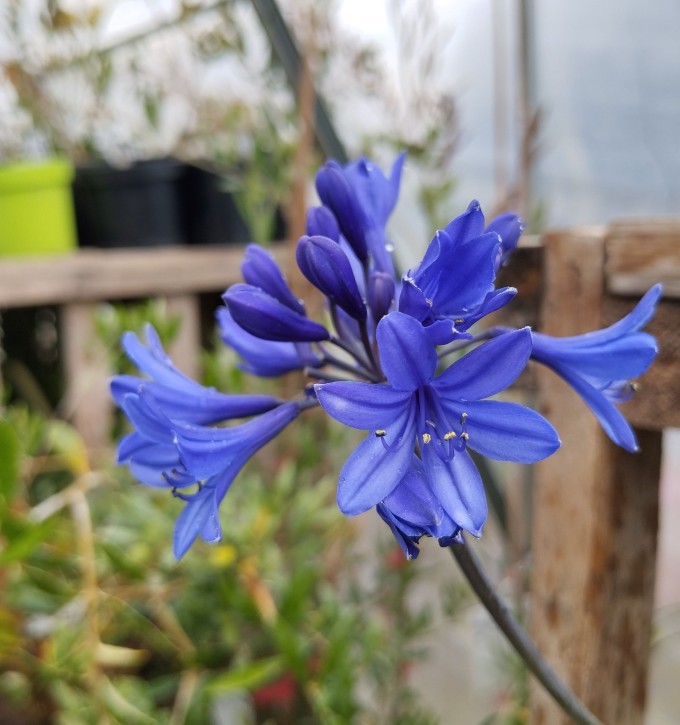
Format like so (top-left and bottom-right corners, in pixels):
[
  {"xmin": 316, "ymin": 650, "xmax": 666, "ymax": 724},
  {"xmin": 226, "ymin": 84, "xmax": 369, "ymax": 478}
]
[{"xmin": 112, "ymin": 154, "xmax": 661, "ymax": 560}]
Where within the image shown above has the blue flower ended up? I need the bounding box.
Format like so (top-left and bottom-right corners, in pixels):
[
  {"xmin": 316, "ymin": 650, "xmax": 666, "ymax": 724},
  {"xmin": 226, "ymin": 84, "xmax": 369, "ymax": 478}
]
[
  {"xmin": 398, "ymin": 201, "xmax": 519, "ymax": 341},
  {"xmin": 530, "ymin": 284, "xmax": 661, "ymax": 452},
  {"xmin": 118, "ymin": 387, "xmax": 300, "ymax": 558},
  {"xmin": 316, "ymin": 312, "xmax": 560, "ymax": 536}
]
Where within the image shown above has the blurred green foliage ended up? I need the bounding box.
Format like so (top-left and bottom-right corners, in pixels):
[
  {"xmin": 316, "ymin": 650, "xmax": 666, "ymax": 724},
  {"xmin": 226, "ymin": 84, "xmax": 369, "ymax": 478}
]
[{"xmin": 0, "ymin": 302, "xmax": 448, "ymax": 724}]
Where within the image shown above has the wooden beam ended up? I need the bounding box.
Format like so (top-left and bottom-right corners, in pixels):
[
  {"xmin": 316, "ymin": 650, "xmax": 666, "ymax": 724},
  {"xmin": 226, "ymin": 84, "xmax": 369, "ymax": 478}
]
[
  {"xmin": 605, "ymin": 218, "xmax": 680, "ymax": 298},
  {"xmin": 530, "ymin": 228, "xmax": 662, "ymax": 724},
  {"xmin": 0, "ymin": 245, "xmax": 267, "ymax": 308}
]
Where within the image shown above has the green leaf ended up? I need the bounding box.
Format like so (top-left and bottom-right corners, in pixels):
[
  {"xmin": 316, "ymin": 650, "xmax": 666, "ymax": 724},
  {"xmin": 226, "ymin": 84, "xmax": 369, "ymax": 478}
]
[
  {"xmin": 206, "ymin": 656, "xmax": 283, "ymax": 695},
  {"xmin": 0, "ymin": 419, "xmax": 21, "ymax": 506},
  {"xmin": 0, "ymin": 514, "xmax": 55, "ymax": 564}
]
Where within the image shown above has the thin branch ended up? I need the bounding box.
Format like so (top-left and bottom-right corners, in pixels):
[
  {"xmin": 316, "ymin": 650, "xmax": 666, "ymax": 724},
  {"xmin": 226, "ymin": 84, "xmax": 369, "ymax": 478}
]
[{"xmin": 448, "ymin": 538, "xmax": 604, "ymax": 725}]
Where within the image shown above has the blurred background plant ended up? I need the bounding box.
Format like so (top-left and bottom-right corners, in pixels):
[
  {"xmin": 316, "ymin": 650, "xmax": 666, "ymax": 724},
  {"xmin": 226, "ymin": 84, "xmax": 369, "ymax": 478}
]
[{"xmin": 0, "ymin": 0, "xmax": 462, "ymax": 249}]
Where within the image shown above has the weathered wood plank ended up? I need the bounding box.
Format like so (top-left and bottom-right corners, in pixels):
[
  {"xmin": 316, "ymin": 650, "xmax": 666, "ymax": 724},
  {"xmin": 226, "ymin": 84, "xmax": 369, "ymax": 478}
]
[
  {"xmin": 606, "ymin": 219, "xmax": 680, "ymax": 297},
  {"xmin": 60, "ymin": 303, "xmax": 113, "ymax": 450},
  {"xmin": 529, "ymin": 228, "xmax": 661, "ymax": 725},
  {"xmin": 0, "ymin": 245, "xmax": 273, "ymax": 308}
]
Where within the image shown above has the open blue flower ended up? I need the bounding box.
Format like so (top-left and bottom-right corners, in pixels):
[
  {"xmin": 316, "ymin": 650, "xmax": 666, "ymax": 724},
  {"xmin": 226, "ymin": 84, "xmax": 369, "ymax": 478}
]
[
  {"xmin": 316, "ymin": 312, "xmax": 560, "ymax": 536},
  {"xmin": 530, "ymin": 284, "xmax": 661, "ymax": 452},
  {"xmin": 399, "ymin": 201, "xmax": 519, "ymax": 341}
]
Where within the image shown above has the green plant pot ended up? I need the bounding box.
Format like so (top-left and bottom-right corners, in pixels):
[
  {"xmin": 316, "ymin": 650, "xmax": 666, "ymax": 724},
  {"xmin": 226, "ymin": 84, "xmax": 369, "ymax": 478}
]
[{"xmin": 0, "ymin": 158, "xmax": 77, "ymax": 257}]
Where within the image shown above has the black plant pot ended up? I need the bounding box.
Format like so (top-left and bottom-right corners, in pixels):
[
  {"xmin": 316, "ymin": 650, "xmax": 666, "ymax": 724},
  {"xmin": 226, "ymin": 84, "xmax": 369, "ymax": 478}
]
[
  {"xmin": 178, "ymin": 164, "xmax": 251, "ymax": 246},
  {"xmin": 73, "ymin": 158, "xmax": 185, "ymax": 248}
]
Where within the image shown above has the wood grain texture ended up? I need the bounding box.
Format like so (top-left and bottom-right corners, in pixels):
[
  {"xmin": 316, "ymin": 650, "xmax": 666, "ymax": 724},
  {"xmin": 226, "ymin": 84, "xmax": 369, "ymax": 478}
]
[{"xmin": 529, "ymin": 228, "xmax": 661, "ymax": 725}]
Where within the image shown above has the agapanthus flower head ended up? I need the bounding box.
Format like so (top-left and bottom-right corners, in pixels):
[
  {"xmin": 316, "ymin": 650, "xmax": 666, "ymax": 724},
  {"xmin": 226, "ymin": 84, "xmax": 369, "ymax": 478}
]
[{"xmin": 113, "ymin": 153, "xmax": 660, "ymax": 560}]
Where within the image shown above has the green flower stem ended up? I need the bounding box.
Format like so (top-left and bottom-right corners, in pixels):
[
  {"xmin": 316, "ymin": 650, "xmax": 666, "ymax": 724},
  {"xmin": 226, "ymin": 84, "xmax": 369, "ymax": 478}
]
[{"xmin": 448, "ymin": 538, "xmax": 604, "ymax": 725}]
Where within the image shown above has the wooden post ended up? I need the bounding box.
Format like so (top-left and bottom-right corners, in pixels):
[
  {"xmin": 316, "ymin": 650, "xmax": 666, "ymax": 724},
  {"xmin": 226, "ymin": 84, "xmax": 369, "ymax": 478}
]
[
  {"xmin": 530, "ymin": 228, "xmax": 662, "ymax": 724},
  {"xmin": 61, "ymin": 302, "xmax": 112, "ymax": 451}
]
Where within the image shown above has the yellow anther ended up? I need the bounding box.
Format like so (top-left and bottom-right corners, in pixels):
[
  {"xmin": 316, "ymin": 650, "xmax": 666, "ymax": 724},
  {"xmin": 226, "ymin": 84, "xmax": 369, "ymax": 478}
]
[
  {"xmin": 375, "ymin": 429, "xmax": 386, "ymax": 437},
  {"xmin": 631, "ymin": 382, "xmax": 640, "ymax": 391},
  {"xmin": 461, "ymin": 432, "xmax": 470, "ymax": 441},
  {"xmin": 460, "ymin": 412, "xmax": 468, "ymax": 421},
  {"xmin": 444, "ymin": 431, "xmax": 457, "ymax": 441},
  {"xmin": 455, "ymin": 318, "xmax": 465, "ymax": 325},
  {"xmin": 422, "ymin": 433, "xmax": 432, "ymax": 444}
]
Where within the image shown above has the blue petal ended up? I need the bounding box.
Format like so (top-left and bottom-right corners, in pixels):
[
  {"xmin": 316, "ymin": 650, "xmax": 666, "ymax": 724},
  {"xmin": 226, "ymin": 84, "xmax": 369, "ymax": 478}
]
[
  {"xmin": 440, "ymin": 399, "xmax": 561, "ymax": 463},
  {"xmin": 336, "ymin": 418, "xmax": 416, "ymax": 515},
  {"xmin": 551, "ymin": 284, "xmax": 662, "ymax": 346},
  {"xmin": 431, "ymin": 232, "xmax": 501, "ymax": 314},
  {"xmin": 531, "ymin": 331, "xmax": 658, "ymax": 380},
  {"xmin": 443, "ymin": 200, "xmax": 485, "ymax": 244},
  {"xmin": 422, "ymin": 446, "xmax": 487, "ymax": 536},
  {"xmin": 423, "ymin": 320, "xmax": 471, "ymax": 346},
  {"xmin": 121, "ymin": 327, "xmax": 197, "ymax": 391},
  {"xmin": 296, "ymin": 235, "xmax": 367, "ymax": 320},
  {"xmin": 551, "ymin": 365, "xmax": 639, "ymax": 452},
  {"xmin": 173, "ymin": 487, "xmax": 222, "ymax": 559},
  {"xmin": 459, "ymin": 287, "xmax": 517, "ymax": 329},
  {"xmin": 343, "ymin": 152, "xmax": 405, "ymax": 228},
  {"xmin": 110, "ymin": 374, "xmax": 143, "ymax": 406},
  {"xmin": 382, "ymin": 459, "xmax": 444, "ymax": 527},
  {"xmin": 486, "ymin": 212, "xmax": 524, "ymax": 268},
  {"xmin": 434, "ymin": 328, "xmax": 532, "ymax": 400},
  {"xmin": 397, "ymin": 277, "xmax": 431, "ymax": 322},
  {"xmin": 376, "ymin": 312, "xmax": 437, "ymax": 391},
  {"xmin": 376, "ymin": 506, "xmax": 422, "ymax": 559},
  {"xmin": 316, "ymin": 381, "xmax": 412, "ymax": 430},
  {"xmin": 120, "ymin": 391, "xmax": 175, "ymax": 445},
  {"xmin": 368, "ymin": 270, "xmax": 396, "ymax": 321},
  {"xmin": 241, "ymin": 244, "xmax": 305, "ymax": 315},
  {"xmin": 224, "ymin": 284, "xmax": 330, "ymax": 342}
]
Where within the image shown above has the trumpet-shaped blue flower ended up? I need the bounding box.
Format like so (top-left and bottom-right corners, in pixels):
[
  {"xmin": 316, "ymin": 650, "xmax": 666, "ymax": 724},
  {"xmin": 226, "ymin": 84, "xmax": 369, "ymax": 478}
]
[
  {"xmin": 530, "ymin": 284, "xmax": 661, "ymax": 452},
  {"xmin": 118, "ymin": 386, "xmax": 300, "ymax": 558},
  {"xmin": 316, "ymin": 313, "xmax": 560, "ymax": 535}
]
